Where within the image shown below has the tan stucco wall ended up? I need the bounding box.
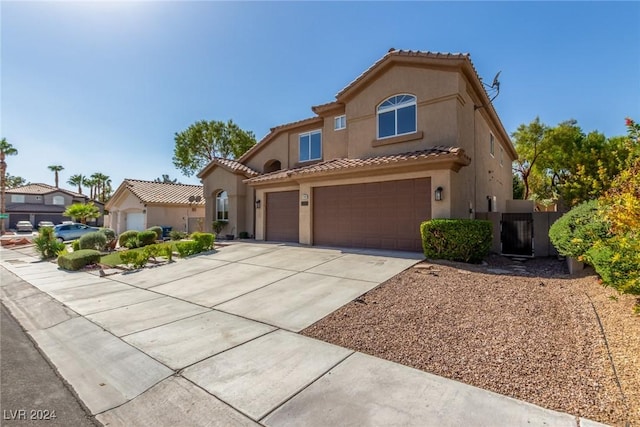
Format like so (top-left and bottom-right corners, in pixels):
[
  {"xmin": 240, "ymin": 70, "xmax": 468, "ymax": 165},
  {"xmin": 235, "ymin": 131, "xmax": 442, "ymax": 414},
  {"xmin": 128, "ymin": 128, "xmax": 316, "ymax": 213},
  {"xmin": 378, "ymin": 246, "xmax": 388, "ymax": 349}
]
[
  {"xmin": 107, "ymin": 190, "xmax": 145, "ymax": 234},
  {"xmin": 146, "ymin": 204, "xmax": 205, "ymax": 234},
  {"xmin": 244, "ymin": 133, "xmax": 291, "ymax": 172},
  {"xmin": 201, "ymin": 167, "xmax": 253, "ymax": 238}
]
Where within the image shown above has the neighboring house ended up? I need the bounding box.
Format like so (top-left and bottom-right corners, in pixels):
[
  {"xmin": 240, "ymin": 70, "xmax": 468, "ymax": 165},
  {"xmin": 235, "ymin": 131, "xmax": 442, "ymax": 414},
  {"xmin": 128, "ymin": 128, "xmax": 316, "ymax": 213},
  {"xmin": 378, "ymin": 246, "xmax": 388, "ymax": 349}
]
[
  {"xmin": 198, "ymin": 49, "xmax": 517, "ymax": 252},
  {"xmin": 5, "ymin": 183, "xmax": 103, "ymax": 229},
  {"xmin": 106, "ymin": 179, "xmax": 205, "ymax": 235}
]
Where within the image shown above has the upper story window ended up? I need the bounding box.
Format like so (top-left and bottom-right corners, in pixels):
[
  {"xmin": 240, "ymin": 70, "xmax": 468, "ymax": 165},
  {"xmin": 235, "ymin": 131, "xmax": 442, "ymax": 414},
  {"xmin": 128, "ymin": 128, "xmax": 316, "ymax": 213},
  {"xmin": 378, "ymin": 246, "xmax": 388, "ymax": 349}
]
[
  {"xmin": 299, "ymin": 130, "xmax": 322, "ymax": 162},
  {"xmin": 377, "ymin": 94, "xmax": 416, "ymax": 139},
  {"xmin": 334, "ymin": 115, "xmax": 346, "ymax": 131},
  {"xmin": 11, "ymin": 195, "xmax": 25, "ymax": 203},
  {"xmin": 490, "ymin": 133, "xmax": 495, "ymax": 157},
  {"xmin": 52, "ymin": 196, "xmax": 65, "ymax": 205},
  {"xmin": 216, "ymin": 191, "xmax": 229, "ymax": 221}
]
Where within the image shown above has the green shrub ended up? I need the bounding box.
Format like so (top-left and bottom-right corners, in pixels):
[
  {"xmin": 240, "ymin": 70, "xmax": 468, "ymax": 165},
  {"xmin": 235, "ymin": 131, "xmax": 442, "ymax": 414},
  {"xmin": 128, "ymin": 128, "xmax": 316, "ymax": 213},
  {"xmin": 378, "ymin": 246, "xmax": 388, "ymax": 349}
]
[
  {"xmin": 137, "ymin": 230, "xmax": 158, "ymax": 247},
  {"xmin": 239, "ymin": 231, "xmax": 249, "ymax": 239},
  {"xmin": 549, "ymin": 200, "xmax": 610, "ymax": 259},
  {"xmin": 78, "ymin": 231, "xmax": 108, "ymax": 251},
  {"xmin": 176, "ymin": 241, "xmax": 202, "ymax": 257},
  {"xmin": 170, "ymin": 230, "xmax": 188, "ymax": 241},
  {"xmin": 58, "ymin": 249, "xmax": 101, "ymax": 271},
  {"xmin": 585, "ymin": 236, "xmax": 640, "ymax": 295},
  {"xmin": 420, "ymin": 219, "xmax": 492, "ymax": 263},
  {"xmin": 118, "ymin": 230, "xmax": 139, "ymax": 247},
  {"xmin": 190, "ymin": 232, "xmax": 215, "ymax": 251},
  {"xmin": 212, "ymin": 220, "xmax": 227, "ymax": 235},
  {"xmin": 124, "ymin": 236, "xmax": 139, "ymax": 249},
  {"xmin": 99, "ymin": 228, "xmax": 117, "ymax": 249},
  {"xmin": 119, "ymin": 250, "xmax": 149, "ymax": 269},
  {"xmin": 146, "ymin": 226, "xmax": 163, "ymax": 241},
  {"xmin": 72, "ymin": 240, "xmax": 80, "ymax": 251},
  {"xmin": 33, "ymin": 227, "xmax": 66, "ymax": 260}
]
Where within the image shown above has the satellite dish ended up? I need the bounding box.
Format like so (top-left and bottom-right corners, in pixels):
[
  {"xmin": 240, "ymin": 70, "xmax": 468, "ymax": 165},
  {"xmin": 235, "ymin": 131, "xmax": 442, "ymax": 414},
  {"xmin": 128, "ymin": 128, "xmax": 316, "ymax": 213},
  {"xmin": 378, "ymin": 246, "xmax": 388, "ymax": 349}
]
[
  {"xmin": 482, "ymin": 70, "xmax": 502, "ymax": 103},
  {"xmin": 188, "ymin": 196, "xmax": 195, "ymax": 203},
  {"xmin": 491, "ymin": 71, "xmax": 501, "ymax": 90},
  {"xmin": 195, "ymin": 196, "xmax": 202, "ymax": 203}
]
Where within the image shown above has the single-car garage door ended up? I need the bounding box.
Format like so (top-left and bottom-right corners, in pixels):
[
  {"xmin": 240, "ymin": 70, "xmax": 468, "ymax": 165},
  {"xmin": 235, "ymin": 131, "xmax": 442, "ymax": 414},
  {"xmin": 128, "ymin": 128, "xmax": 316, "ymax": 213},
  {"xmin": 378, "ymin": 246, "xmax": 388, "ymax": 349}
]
[
  {"xmin": 266, "ymin": 190, "xmax": 299, "ymax": 242},
  {"xmin": 313, "ymin": 178, "xmax": 431, "ymax": 251},
  {"xmin": 126, "ymin": 212, "xmax": 145, "ymax": 231}
]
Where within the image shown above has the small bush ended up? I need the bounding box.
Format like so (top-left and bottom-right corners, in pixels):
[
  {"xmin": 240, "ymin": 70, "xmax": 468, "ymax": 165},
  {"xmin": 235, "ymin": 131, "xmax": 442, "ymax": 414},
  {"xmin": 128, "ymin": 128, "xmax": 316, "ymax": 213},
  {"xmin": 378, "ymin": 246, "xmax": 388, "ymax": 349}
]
[
  {"xmin": 239, "ymin": 231, "xmax": 249, "ymax": 239},
  {"xmin": 72, "ymin": 240, "xmax": 80, "ymax": 251},
  {"xmin": 585, "ymin": 236, "xmax": 640, "ymax": 295},
  {"xmin": 58, "ymin": 249, "xmax": 101, "ymax": 271},
  {"xmin": 176, "ymin": 241, "xmax": 202, "ymax": 257},
  {"xmin": 137, "ymin": 230, "xmax": 158, "ymax": 247},
  {"xmin": 33, "ymin": 227, "xmax": 65, "ymax": 260},
  {"xmin": 124, "ymin": 236, "xmax": 139, "ymax": 249},
  {"xmin": 170, "ymin": 230, "xmax": 188, "ymax": 241},
  {"xmin": 421, "ymin": 219, "xmax": 492, "ymax": 263},
  {"xmin": 79, "ymin": 231, "xmax": 107, "ymax": 251},
  {"xmin": 190, "ymin": 232, "xmax": 215, "ymax": 251},
  {"xmin": 100, "ymin": 228, "xmax": 117, "ymax": 249},
  {"xmin": 212, "ymin": 220, "xmax": 227, "ymax": 235},
  {"xmin": 146, "ymin": 226, "xmax": 163, "ymax": 241},
  {"xmin": 118, "ymin": 230, "xmax": 139, "ymax": 247},
  {"xmin": 119, "ymin": 250, "xmax": 149, "ymax": 269},
  {"xmin": 549, "ymin": 200, "xmax": 610, "ymax": 259}
]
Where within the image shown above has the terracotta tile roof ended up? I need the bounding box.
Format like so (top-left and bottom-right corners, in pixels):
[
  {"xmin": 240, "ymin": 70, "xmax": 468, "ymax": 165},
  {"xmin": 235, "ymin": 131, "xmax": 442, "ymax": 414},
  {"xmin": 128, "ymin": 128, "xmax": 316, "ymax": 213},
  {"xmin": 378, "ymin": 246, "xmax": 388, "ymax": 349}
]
[
  {"xmin": 245, "ymin": 147, "xmax": 470, "ymax": 184},
  {"xmin": 6, "ymin": 183, "xmax": 85, "ymax": 198},
  {"xmin": 123, "ymin": 179, "xmax": 205, "ymax": 205},
  {"xmin": 197, "ymin": 157, "xmax": 259, "ymax": 179}
]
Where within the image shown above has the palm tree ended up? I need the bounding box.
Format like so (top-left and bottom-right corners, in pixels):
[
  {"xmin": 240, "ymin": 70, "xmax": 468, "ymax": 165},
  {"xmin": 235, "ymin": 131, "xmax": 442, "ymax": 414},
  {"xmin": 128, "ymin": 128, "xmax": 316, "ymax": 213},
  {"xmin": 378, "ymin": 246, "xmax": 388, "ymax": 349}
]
[
  {"xmin": 83, "ymin": 176, "xmax": 97, "ymax": 199},
  {"xmin": 90, "ymin": 172, "xmax": 111, "ymax": 202},
  {"xmin": 67, "ymin": 174, "xmax": 85, "ymax": 194},
  {"xmin": 1, "ymin": 138, "xmax": 18, "ymax": 234},
  {"xmin": 48, "ymin": 165, "xmax": 64, "ymax": 188}
]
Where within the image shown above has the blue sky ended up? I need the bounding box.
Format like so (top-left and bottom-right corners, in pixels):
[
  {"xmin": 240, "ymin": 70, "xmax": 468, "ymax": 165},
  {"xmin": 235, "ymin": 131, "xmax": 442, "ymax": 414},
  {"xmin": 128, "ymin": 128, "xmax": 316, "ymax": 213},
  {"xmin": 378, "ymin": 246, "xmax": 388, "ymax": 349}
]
[{"xmin": 2, "ymin": 1, "xmax": 639, "ymax": 190}]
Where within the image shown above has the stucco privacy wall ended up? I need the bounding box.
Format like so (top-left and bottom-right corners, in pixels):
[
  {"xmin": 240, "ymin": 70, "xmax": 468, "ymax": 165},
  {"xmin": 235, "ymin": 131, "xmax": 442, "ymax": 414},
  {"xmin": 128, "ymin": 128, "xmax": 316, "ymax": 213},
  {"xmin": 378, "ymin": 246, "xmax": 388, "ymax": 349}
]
[
  {"xmin": 254, "ymin": 169, "xmax": 452, "ymax": 244},
  {"xmin": 146, "ymin": 204, "xmax": 205, "ymax": 234},
  {"xmin": 201, "ymin": 167, "xmax": 253, "ymax": 237}
]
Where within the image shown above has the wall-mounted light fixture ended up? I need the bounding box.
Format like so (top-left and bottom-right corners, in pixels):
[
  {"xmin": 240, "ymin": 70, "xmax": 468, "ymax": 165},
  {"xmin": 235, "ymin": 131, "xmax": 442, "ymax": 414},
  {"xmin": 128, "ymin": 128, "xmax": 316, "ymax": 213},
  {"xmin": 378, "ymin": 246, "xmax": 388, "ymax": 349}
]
[
  {"xmin": 435, "ymin": 186, "xmax": 444, "ymax": 201},
  {"xmin": 255, "ymin": 199, "xmax": 261, "ymax": 209}
]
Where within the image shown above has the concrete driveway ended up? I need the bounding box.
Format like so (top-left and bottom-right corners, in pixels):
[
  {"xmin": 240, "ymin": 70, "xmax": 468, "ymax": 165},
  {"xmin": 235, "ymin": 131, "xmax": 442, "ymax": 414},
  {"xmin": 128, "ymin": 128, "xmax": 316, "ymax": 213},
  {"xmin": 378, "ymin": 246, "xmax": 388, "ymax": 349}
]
[{"xmin": 0, "ymin": 242, "xmax": 596, "ymax": 426}]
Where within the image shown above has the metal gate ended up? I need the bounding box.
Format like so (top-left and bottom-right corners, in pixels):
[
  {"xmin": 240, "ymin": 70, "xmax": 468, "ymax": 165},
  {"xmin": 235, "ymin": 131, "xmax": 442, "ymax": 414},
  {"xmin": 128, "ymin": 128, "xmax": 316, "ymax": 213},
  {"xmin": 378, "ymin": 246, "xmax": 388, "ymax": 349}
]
[{"xmin": 501, "ymin": 213, "xmax": 534, "ymax": 256}]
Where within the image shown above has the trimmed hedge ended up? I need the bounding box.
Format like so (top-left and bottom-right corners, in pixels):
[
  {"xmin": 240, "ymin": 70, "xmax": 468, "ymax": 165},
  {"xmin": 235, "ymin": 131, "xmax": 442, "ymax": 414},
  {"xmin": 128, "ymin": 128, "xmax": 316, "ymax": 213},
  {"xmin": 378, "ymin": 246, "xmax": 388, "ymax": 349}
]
[
  {"xmin": 120, "ymin": 250, "xmax": 149, "ymax": 269},
  {"xmin": 176, "ymin": 241, "xmax": 202, "ymax": 257},
  {"xmin": 549, "ymin": 200, "xmax": 610, "ymax": 259},
  {"xmin": 190, "ymin": 232, "xmax": 215, "ymax": 251},
  {"xmin": 118, "ymin": 230, "xmax": 139, "ymax": 247},
  {"xmin": 420, "ymin": 219, "xmax": 492, "ymax": 263},
  {"xmin": 58, "ymin": 249, "xmax": 101, "ymax": 271},
  {"xmin": 137, "ymin": 230, "xmax": 158, "ymax": 247},
  {"xmin": 79, "ymin": 231, "xmax": 107, "ymax": 251},
  {"xmin": 170, "ymin": 230, "xmax": 188, "ymax": 241},
  {"xmin": 146, "ymin": 226, "xmax": 163, "ymax": 241}
]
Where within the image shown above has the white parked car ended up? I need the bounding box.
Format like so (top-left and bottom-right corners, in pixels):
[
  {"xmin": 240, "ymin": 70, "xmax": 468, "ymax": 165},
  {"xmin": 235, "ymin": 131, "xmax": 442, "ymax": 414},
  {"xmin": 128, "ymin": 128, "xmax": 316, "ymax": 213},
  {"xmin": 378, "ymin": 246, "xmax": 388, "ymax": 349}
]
[{"xmin": 16, "ymin": 221, "xmax": 34, "ymax": 232}]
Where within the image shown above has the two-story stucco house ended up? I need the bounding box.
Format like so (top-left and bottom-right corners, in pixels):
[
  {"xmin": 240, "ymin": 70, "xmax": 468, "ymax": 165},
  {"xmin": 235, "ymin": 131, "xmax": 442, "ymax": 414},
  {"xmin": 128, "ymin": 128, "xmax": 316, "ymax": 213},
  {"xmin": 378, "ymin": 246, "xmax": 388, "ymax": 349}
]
[
  {"xmin": 5, "ymin": 183, "xmax": 103, "ymax": 229},
  {"xmin": 198, "ymin": 49, "xmax": 517, "ymax": 251}
]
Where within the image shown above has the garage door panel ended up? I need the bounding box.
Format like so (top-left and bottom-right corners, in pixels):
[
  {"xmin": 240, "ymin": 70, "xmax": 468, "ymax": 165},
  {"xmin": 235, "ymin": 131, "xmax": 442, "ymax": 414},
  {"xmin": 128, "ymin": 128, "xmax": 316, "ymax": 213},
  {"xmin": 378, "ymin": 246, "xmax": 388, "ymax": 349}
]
[
  {"xmin": 266, "ymin": 191, "xmax": 299, "ymax": 243},
  {"xmin": 314, "ymin": 178, "xmax": 431, "ymax": 252}
]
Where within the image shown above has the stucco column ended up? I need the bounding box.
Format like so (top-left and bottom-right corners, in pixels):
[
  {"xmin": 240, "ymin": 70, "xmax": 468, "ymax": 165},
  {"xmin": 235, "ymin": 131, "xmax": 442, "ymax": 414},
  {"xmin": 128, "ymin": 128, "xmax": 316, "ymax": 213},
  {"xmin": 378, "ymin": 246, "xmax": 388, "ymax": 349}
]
[{"xmin": 298, "ymin": 182, "xmax": 312, "ymax": 245}]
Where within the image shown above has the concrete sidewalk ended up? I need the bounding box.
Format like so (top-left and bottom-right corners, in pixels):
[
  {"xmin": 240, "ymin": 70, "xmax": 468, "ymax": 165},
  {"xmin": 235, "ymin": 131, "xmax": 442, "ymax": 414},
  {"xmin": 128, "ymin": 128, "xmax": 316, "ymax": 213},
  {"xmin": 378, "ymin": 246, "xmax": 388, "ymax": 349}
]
[{"xmin": 0, "ymin": 243, "xmax": 606, "ymax": 426}]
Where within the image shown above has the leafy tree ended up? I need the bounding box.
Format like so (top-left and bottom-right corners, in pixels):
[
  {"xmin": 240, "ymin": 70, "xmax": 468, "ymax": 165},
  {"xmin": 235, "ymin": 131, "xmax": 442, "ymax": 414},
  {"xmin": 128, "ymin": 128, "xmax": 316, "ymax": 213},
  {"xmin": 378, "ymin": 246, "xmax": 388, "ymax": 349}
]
[
  {"xmin": 48, "ymin": 165, "xmax": 64, "ymax": 188},
  {"xmin": 1, "ymin": 138, "xmax": 19, "ymax": 233},
  {"xmin": 5, "ymin": 174, "xmax": 28, "ymax": 189},
  {"xmin": 512, "ymin": 174, "xmax": 525, "ymax": 200},
  {"xmin": 68, "ymin": 174, "xmax": 85, "ymax": 194},
  {"xmin": 154, "ymin": 174, "xmax": 180, "ymax": 184},
  {"xmin": 511, "ymin": 117, "xmax": 550, "ymax": 200},
  {"xmin": 63, "ymin": 202, "xmax": 100, "ymax": 224},
  {"xmin": 173, "ymin": 119, "xmax": 256, "ymax": 177}
]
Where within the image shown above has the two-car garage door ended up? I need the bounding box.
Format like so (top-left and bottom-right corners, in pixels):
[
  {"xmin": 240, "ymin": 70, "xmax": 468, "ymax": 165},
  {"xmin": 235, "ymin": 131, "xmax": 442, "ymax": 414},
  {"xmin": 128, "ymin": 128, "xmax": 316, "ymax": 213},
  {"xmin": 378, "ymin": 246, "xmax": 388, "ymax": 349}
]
[{"xmin": 313, "ymin": 178, "xmax": 431, "ymax": 252}]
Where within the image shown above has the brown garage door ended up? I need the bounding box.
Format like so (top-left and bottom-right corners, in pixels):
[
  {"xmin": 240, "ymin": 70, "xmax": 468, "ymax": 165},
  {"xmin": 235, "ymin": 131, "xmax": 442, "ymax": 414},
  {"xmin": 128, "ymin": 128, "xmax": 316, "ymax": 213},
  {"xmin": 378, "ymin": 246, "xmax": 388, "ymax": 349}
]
[
  {"xmin": 313, "ymin": 178, "xmax": 431, "ymax": 251},
  {"xmin": 266, "ymin": 190, "xmax": 299, "ymax": 242}
]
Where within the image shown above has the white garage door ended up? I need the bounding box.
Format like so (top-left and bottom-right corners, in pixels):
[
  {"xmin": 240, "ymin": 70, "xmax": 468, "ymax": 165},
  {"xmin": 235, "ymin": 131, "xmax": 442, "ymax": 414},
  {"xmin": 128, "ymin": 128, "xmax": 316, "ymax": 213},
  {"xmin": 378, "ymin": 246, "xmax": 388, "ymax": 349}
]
[{"xmin": 126, "ymin": 212, "xmax": 145, "ymax": 231}]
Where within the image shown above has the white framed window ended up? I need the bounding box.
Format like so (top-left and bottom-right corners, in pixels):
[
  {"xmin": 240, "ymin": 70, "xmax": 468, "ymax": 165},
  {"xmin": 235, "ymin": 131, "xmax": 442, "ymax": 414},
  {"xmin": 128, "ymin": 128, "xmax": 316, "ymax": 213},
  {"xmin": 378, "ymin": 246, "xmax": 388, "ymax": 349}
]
[
  {"xmin": 377, "ymin": 94, "xmax": 417, "ymax": 139},
  {"xmin": 52, "ymin": 196, "xmax": 65, "ymax": 205},
  {"xmin": 334, "ymin": 115, "xmax": 346, "ymax": 131},
  {"xmin": 500, "ymin": 146, "xmax": 504, "ymax": 167},
  {"xmin": 299, "ymin": 130, "xmax": 322, "ymax": 162},
  {"xmin": 11, "ymin": 195, "xmax": 25, "ymax": 203},
  {"xmin": 216, "ymin": 191, "xmax": 229, "ymax": 221},
  {"xmin": 490, "ymin": 133, "xmax": 495, "ymax": 157}
]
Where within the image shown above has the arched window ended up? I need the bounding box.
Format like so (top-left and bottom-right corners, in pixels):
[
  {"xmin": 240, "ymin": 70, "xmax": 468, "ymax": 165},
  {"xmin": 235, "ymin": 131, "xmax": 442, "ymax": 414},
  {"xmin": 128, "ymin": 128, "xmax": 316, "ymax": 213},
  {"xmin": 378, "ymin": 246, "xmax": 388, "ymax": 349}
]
[
  {"xmin": 377, "ymin": 94, "xmax": 417, "ymax": 139},
  {"xmin": 264, "ymin": 159, "xmax": 282, "ymax": 174},
  {"xmin": 216, "ymin": 191, "xmax": 229, "ymax": 221}
]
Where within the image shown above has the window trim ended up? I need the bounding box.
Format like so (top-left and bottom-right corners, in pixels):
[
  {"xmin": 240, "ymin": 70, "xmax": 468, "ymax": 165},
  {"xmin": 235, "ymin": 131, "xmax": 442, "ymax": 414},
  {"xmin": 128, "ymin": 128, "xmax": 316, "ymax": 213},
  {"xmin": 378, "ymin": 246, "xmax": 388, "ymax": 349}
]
[
  {"xmin": 10, "ymin": 194, "xmax": 25, "ymax": 203},
  {"xmin": 216, "ymin": 191, "xmax": 229, "ymax": 221},
  {"xmin": 52, "ymin": 195, "xmax": 65, "ymax": 205},
  {"xmin": 334, "ymin": 115, "xmax": 346, "ymax": 131},
  {"xmin": 490, "ymin": 133, "xmax": 495, "ymax": 157},
  {"xmin": 298, "ymin": 129, "xmax": 322, "ymax": 162},
  {"xmin": 376, "ymin": 94, "xmax": 417, "ymax": 140}
]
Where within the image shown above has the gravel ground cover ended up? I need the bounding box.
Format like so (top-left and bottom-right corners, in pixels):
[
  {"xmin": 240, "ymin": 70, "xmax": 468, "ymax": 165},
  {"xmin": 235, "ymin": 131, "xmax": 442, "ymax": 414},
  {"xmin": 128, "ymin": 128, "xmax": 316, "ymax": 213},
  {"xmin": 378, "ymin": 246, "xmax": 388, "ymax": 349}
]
[{"xmin": 302, "ymin": 256, "xmax": 639, "ymax": 426}]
